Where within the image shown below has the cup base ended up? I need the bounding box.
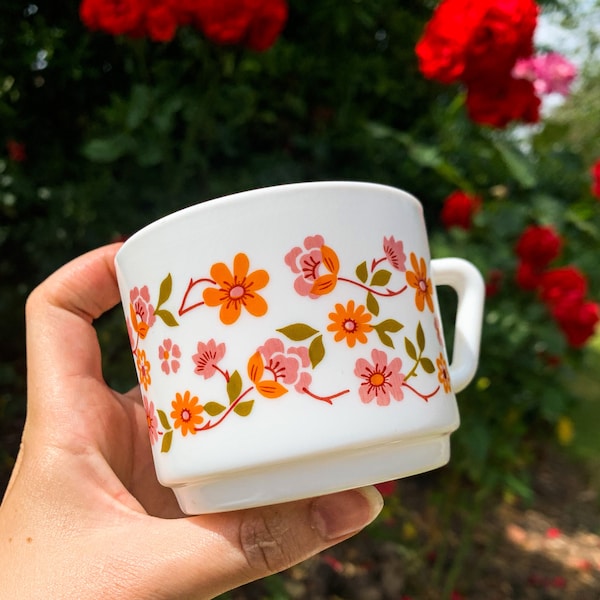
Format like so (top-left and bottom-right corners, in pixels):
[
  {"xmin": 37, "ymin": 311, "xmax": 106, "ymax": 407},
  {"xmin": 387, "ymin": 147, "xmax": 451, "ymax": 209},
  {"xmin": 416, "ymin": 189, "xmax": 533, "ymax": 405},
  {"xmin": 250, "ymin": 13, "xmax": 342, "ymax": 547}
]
[{"xmin": 171, "ymin": 434, "xmax": 451, "ymax": 514}]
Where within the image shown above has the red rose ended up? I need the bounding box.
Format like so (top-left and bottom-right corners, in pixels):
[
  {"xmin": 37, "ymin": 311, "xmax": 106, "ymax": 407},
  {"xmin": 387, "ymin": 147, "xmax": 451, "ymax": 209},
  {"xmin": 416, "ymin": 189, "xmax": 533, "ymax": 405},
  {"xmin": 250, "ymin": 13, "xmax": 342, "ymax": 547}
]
[
  {"xmin": 551, "ymin": 297, "xmax": 600, "ymax": 348},
  {"xmin": 440, "ymin": 190, "xmax": 482, "ymax": 230},
  {"xmin": 192, "ymin": 0, "xmax": 255, "ymax": 46},
  {"xmin": 80, "ymin": 0, "xmax": 146, "ymax": 36},
  {"xmin": 415, "ymin": 0, "xmax": 475, "ymax": 84},
  {"xmin": 416, "ymin": 0, "xmax": 538, "ymax": 86},
  {"xmin": 466, "ymin": 75, "xmax": 540, "ymax": 127},
  {"xmin": 485, "ymin": 269, "xmax": 504, "ymax": 297},
  {"xmin": 6, "ymin": 140, "xmax": 26, "ymax": 162},
  {"xmin": 515, "ymin": 260, "xmax": 543, "ymax": 291},
  {"xmin": 538, "ymin": 266, "xmax": 587, "ymax": 307},
  {"xmin": 189, "ymin": 0, "xmax": 286, "ymax": 51},
  {"xmin": 591, "ymin": 159, "xmax": 600, "ymax": 199},
  {"xmin": 462, "ymin": 0, "xmax": 538, "ymax": 84},
  {"xmin": 515, "ymin": 225, "xmax": 562, "ymax": 270},
  {"xmin": 375, "ymin": 480, "xmax": 398, "ymax": 497},
  {"xmin": 144, "ymin": 0, "xmax": 179, "ymax": 42},
  {"xmin": 245, "ymin": 0, "xmax": 288, "ymax": 51}
]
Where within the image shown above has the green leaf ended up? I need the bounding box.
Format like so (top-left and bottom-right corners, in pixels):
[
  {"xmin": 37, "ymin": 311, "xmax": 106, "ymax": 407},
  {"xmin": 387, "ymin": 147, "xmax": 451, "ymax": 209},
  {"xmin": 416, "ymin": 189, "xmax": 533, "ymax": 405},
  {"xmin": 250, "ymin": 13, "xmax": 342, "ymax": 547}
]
[
  {"xmin": 420, "ymin": 357, "xmax": 435, "ymax": 374},
  {"xmin": 126, "ymin": 84, "xmax": 152, "ymax": 130},
  {"xmin": 277, "ymin": 323, "xmax": 319, "ymax": 341},
  {"xmin": 370, "ymin": 269, "xmax": 391, "ymax": 287},
  {"xmin": 366, "ymin": 291, "xmax": 379, "ymax": 316},
  {"xmin": 377, "ymin": 319, "xmax": 403, "ymax": 333},
  {"xmin": 417, "ymin": 322, "xmax": 426, "ymax": 352},
  {"xmin": 493, "ymin": 139, "xmax": 536, "ymax": 189},
  {"xmin": 155, "ymin": 309, "xmax": 179, "ymax": 327},
  {"xmin": 161, "ymin": 430, "xmax": 173, "ymax": 453},
  {"xmin": 405, "ymin": 338, "xmax": 417, "ymax": 360},
  {"xmin": 157, "ymin": 409, "xmax": 171, "ymax": 430},
  {"xmin": 204, "ymin": 401, "xmax": 226, "ymax": 416},
  {"xmin": 157, "ymin": 273, "xmax": 173, "ymax": 308},
  {"xmin": 355, "ymin": 261, "xmax": 368, "ymax": 283},
  {"xmin": 309, "ymin": 335, "xmax": 325, "ymax": 368},
  {"xmin": 375, "ymin": 328, "xmax": 394, "ymax": 349},
  {"xmin": 234, "ymin": 400, "xmax": 254, "ymax": 417},
  {"xmin": 227, "ymin": 370, "xmax": 242, "ymax": 404},
  {"xmin": 82, "ymin": 134, "xmax": 134, "ymax": 163}
]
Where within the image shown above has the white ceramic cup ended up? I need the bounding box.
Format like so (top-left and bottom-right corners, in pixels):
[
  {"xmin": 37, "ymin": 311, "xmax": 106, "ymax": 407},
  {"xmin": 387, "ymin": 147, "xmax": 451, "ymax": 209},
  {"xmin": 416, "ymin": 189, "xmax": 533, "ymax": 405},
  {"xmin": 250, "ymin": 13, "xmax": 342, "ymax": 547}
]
[{"xmin": 115, "ymin": 181, "xmax": 484, "ymax": 514}]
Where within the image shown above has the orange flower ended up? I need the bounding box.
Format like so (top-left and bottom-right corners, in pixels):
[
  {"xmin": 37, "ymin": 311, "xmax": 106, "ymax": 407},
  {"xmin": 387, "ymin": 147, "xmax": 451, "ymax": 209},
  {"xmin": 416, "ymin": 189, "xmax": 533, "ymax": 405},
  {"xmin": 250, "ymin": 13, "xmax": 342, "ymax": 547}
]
[
  {"xmin": 406, "ymin": 252, "xmax": 434, "ymax": 312},
  {"xmin": 135, "ymin": 349, "xmax": 151, "ymax": 391},
  {"xmin": 327, "ymin": 300, "xmax": 373, "ymax": 348},
  {"xmin": 436, "ymin": 353, "xmax": 451, "ymax": 393},
  {"xmin": 170, "ymin": 391, "xmax": 204, "ymax": 436},
  {"xmin": 203, "ymin": 253, "xmax": 269, "ymax": 325},
  {"xmin": 247, "ymin": 351, "xmax": 288, "ymax": 398}
]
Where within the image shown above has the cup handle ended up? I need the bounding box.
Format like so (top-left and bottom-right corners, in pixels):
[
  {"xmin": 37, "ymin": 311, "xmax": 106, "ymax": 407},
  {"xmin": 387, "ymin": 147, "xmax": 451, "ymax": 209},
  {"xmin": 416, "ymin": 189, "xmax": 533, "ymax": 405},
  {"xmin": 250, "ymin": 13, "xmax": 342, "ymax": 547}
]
[{"xmin": 431, "ymin": 258, "xmax": 485, "ymax": 393}]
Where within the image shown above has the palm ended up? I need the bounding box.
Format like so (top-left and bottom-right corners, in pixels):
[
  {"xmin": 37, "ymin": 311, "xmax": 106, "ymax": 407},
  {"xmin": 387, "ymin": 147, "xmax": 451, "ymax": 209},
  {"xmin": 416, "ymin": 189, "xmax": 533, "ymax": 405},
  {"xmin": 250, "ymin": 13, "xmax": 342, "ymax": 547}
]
[
  {"xmin": 23, "ymin": 244, "xmax": 182, "ymax": 520},
  {"xmin": 102, "ymin": 384, "xmax": 184, "ymax": 518}
]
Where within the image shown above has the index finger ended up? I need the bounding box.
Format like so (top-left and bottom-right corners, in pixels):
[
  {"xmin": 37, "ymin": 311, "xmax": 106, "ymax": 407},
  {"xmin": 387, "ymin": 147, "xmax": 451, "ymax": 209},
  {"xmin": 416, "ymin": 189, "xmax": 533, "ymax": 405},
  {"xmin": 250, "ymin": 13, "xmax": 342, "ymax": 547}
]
[{"xmin": 25, "ymin": 243, "xmax": 123, "ymax": 391}]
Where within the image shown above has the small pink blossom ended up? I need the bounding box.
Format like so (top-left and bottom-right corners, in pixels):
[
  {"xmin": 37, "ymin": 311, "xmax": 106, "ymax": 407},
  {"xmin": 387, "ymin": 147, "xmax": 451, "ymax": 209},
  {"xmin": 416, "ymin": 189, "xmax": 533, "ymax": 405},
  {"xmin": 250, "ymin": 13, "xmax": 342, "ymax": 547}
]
[
  {"xmin": 257, "ymin": 337, "xmax": 312, "ymax": 393},
  {"xmin": 143, "ymin": 395, "xmax": 159, "ymax": 445},
  {"xmin": 285, "ymin": 235, "xmax": 327, "ymax": 298},
  {"xmin": 129, "ymin": 285, "xmax": 156, "ymax": 328},
  {"xmin": 158, "ymin": 338, "xmax": 181, "ymax": 375},
  {"xmin": 383, "ymin": 235, "xmax": 407, "ymax": 271},
  {"xmin": 193, "ymin": 339, "xmax": 226, "ymax": 379},
  {"xmin": 354, "ymin": 349, "xmax": 405, "ymax": 406},
  {"xmin": 512, "ymin": 52, "xmax": 577, "ymax": 96}
]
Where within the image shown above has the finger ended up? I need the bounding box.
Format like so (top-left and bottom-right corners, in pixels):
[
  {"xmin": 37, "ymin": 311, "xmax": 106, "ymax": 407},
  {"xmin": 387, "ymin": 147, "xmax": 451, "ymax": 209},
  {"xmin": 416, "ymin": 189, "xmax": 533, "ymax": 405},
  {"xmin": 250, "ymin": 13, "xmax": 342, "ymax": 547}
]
[
  {"xmin": 23, "ymin": 243, "xmax": 128, "ymax": 457},
  {"xmin": 25, "ymin": 243, "xmax": 123, "ymax": 386},
  {"xmin": 115, "ymin": 487, "xmax": 384, "ymax": 599}
]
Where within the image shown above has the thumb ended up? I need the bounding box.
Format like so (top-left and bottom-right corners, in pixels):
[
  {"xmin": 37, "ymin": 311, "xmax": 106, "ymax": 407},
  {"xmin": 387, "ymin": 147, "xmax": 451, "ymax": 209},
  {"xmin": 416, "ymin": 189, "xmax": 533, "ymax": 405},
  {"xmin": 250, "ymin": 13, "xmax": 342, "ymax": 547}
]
[{"xmin": 123, "ymin": 488, "xmax": 383, "ymax": 599}]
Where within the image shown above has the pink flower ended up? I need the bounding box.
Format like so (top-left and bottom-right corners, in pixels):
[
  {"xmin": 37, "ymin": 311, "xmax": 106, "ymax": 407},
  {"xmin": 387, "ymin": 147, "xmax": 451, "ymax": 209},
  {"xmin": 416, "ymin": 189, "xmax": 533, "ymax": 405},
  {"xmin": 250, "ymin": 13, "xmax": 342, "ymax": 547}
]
[
  {"xmin": 285, "ymin": 235, "xmax": 331, "ymax": 298},
  {"xmin": 158, "ymin": 338, "xmax": 181, "ymax": 375},
  {"xmin": 143, "ymin": 395, "xmax": 159, "ymax": 445},
  {"xmin": 354, "ymin": 349, "xmax": 405, "ymax": 406},
  {"xmin": 257, "ymin": 337, "xmax": 312, "ymax": 393},
  {"xmin": 129, "ymin": 285, "xmax": 156, "ymax": 340},
  {"xmin": 513, "ymin": 52, "xmax": 577, "ymax": 96},
  {"xmin": 192, "ymin": 339, "xmax": 226, "ymax": 379},
  {"xmin": 383, "ymin": 236, "xmax": 407, "ymax": 271}
]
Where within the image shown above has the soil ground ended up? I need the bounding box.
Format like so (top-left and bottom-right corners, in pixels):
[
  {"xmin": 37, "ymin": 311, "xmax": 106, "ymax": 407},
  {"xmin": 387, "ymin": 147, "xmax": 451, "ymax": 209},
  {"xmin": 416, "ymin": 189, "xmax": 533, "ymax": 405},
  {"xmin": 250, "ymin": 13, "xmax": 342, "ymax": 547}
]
[{"xmin": 225, "ymin": 447, "xmax": 600, "ymax": 600}]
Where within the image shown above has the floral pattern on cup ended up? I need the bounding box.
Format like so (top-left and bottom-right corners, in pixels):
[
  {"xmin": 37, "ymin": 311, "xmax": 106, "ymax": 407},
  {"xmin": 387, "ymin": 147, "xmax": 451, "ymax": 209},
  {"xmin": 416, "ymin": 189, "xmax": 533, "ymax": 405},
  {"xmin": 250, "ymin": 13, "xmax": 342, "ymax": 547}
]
[
  {"xmin": 158, "ymin": 338, "xmax": 181, "ymax": 374},
  {"xmin": 179, "ymin": 252, "xmax": 269, "ymax": 324},
  {"xmin": 125, "ymin": 234, "xmax": 451, "ymax": 452}
]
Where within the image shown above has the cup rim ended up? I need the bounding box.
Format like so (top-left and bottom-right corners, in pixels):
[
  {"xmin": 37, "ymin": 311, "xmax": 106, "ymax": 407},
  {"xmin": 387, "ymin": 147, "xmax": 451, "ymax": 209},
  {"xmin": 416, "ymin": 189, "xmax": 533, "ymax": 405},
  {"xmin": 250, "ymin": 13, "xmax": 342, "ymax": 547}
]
[{"xmin": 115, "ymin": 180, "xmax": 422, "ymax": 260}]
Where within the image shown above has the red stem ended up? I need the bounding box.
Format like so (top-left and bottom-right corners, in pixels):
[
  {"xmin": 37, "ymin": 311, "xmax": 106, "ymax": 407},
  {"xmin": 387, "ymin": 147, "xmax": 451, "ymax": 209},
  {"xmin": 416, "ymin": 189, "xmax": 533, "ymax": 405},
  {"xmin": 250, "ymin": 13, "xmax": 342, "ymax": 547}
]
[
  {"xmin": 178, "ymin": 277, "xmax": 216, "ymax": 316},
  {"xmin": 302, "ymin": 386, "xmax": 350, "ymax": 405},
  {"xmin": 338, "ymin": 277, "xmax": 407, "ymax": 297},
  {"xmin": 214, "ymin": 365, "xmax": 230, "ymax": 382},
  {"xmin": 371, "ymin": 256, "xmax": 386, "ymax": 271},
  {"xmin": 196, "ymin": 386, "xmax": 254, "ymax": 431},
  {"xmin": 402, "ymin": 382, "xmax": 440, "ymax": 402}
]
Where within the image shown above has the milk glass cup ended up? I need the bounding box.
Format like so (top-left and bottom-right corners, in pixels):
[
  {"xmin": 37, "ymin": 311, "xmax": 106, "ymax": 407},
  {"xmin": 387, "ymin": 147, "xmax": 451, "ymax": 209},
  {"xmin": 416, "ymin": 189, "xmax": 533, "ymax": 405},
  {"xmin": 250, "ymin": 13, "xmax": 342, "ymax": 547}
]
[{"xmin": 115, "ymin": 181, "xmax": 484, "ymax": 514}]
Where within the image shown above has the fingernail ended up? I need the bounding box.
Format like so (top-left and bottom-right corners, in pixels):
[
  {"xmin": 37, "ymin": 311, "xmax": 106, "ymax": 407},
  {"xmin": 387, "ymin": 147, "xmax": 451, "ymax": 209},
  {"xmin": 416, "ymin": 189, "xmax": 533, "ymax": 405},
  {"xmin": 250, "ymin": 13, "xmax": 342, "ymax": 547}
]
[{"xmin": 311, "ymin": 486, "xmax": 384, "ymax": 541}]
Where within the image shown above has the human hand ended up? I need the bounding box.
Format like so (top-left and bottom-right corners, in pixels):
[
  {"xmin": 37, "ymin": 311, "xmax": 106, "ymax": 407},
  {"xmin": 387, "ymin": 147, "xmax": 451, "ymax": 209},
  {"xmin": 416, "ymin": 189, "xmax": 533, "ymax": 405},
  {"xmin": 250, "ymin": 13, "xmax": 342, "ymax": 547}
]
[{"xmin": 0, "ymin": 244, "xmax": 383, "ymax": 600}]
